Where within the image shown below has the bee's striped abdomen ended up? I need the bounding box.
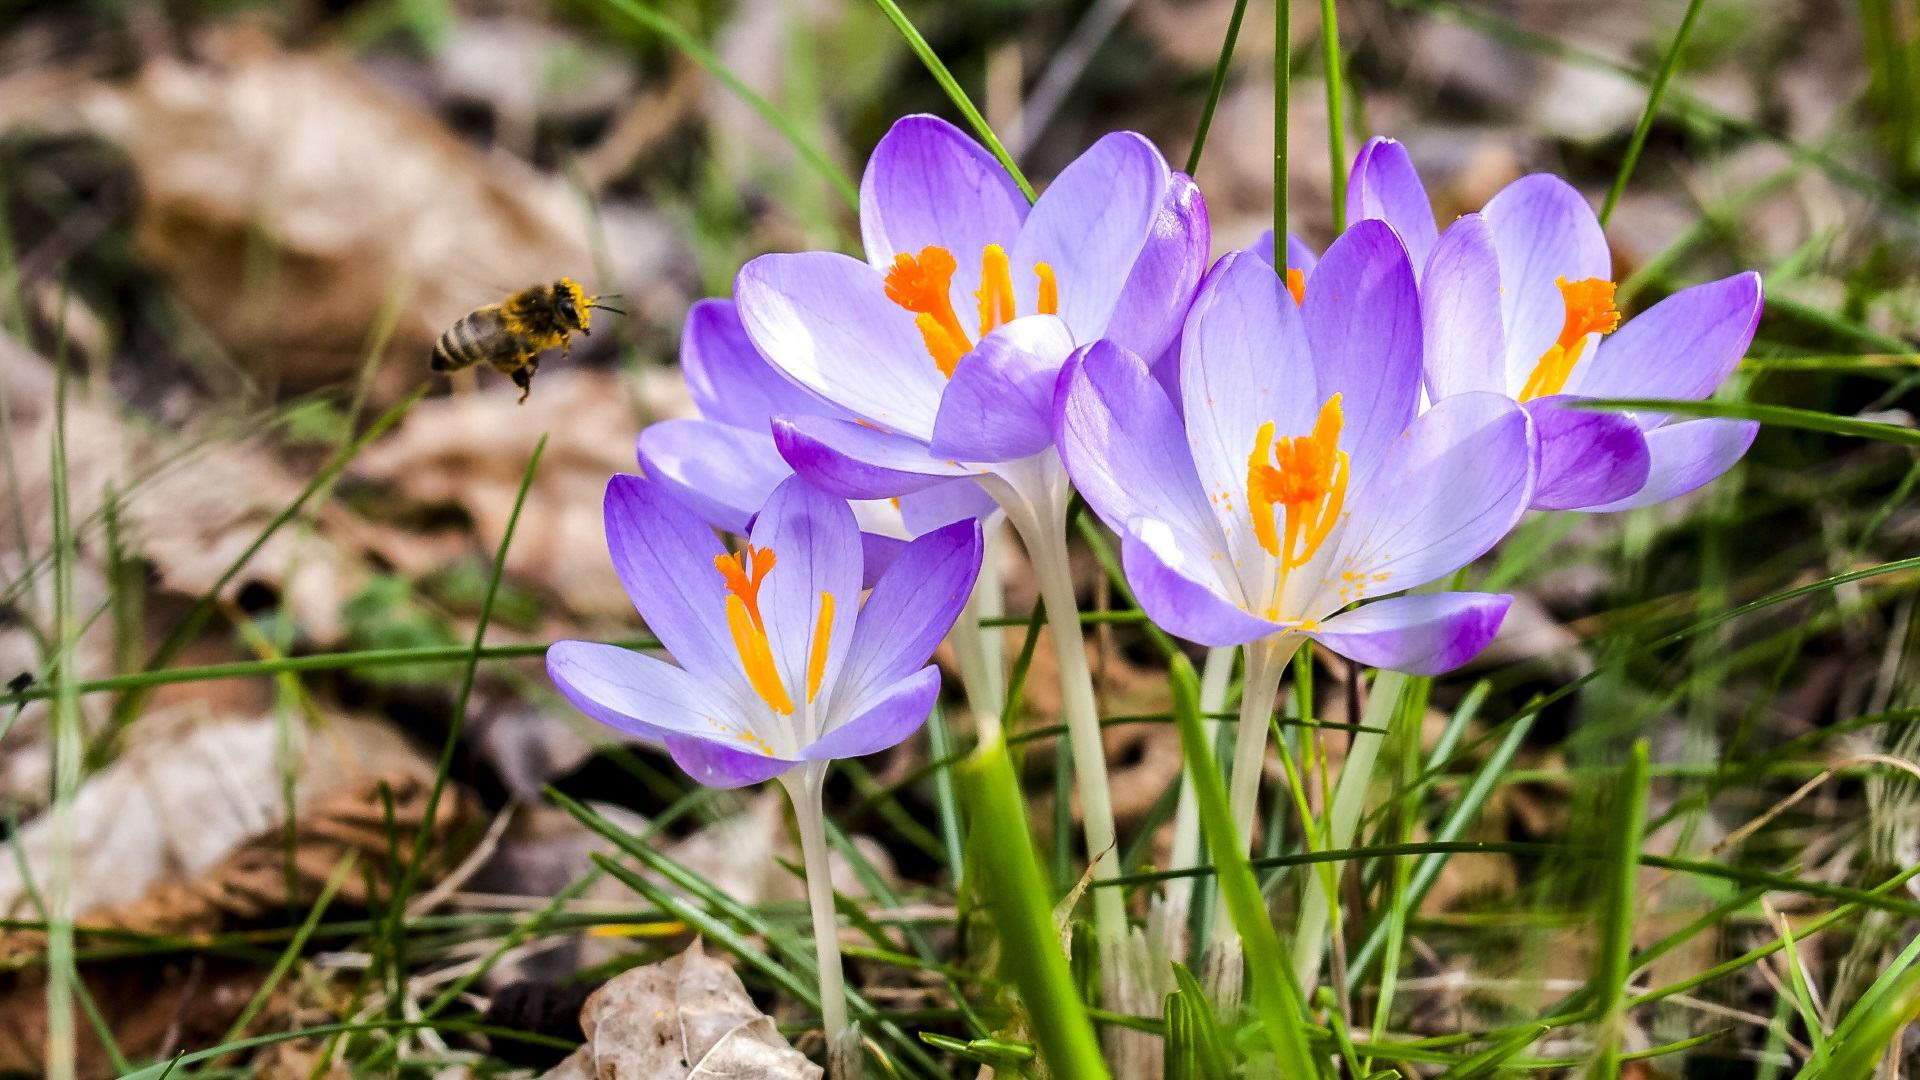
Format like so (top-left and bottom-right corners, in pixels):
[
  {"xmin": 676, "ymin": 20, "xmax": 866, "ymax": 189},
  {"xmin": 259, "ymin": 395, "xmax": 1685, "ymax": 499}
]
[{"xmin": 431, "ymin": 306, "xmax": 512, "ymax": 371}]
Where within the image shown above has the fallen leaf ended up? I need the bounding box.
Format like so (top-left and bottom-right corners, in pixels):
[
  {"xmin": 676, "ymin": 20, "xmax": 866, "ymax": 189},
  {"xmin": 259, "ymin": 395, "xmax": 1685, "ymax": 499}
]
[{"xmin": 540, "ymin": 939, "xmax": 822, "ymax": 1080}]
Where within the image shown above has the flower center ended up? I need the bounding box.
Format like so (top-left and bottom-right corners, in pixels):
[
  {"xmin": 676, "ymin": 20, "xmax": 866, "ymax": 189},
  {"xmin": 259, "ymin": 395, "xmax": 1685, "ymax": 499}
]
[
  {"xmin": 883, "ymin": 244, "xmax": 1059, "ymax": 377},
  {"xmin": 1285, "ymin": 267, "xmax": 1306, "ymax": 306},
  {"xmin": 1518, "ymin": 276, "xmax": 1620, "ymax": 402},
  {"xmin": 714, "ymin": 545, "xmax": 837, "ymax": 719},
  {"xmin": 1247, "ymin": 394, "xmax": 1349, "ymax": 595}
]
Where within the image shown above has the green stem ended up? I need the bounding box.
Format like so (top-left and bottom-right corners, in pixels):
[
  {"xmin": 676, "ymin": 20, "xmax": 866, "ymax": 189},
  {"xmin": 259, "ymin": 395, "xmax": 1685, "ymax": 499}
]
[
  {"xmin": 1274, "ymin": 0, "xmax": 1292, "ymax": 246},
  {"xmin": 1319, "ymin": 0, "xmax": 1347, "ymax": 230}
]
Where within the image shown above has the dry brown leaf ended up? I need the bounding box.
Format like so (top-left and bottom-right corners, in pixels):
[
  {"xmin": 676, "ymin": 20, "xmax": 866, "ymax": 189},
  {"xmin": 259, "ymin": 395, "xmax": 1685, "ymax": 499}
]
[
  {"xmin": 0, "ymin": 27, "xmax": 683, "ymax": 397},
  {"xmin": 0, "ymin": 711, "xmax": 469, "ymax": 936},
  {"xmin": 0, "ymin": 339, "xmax": 371, "ymax": 807},
  {"xmin": 354, "ymin": 366, "xmax": 691, "ymax": 619},
  {"xmin": 540, "ymin": 939, "xmax": 822, "ymax": 1080}
]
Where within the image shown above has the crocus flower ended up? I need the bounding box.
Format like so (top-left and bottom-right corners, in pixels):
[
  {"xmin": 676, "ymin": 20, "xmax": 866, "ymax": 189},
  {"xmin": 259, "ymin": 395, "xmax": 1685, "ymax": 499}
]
[
  {"xmin": 546, "ymin": 473, "xmax": 982, "ymax": 789},
  {"xmin": 548, "ymin": 474, "xmax": 981, "ymax": 1074},
  {"xmin": 637, "ymin": 299, "xmax": 998, "ymax": 582},
  {"xmin": 1329, "ymin": 137, "xmax": 1764, "ymax": 512},
  {"xmin": 1057, "ymin": 221, "xmax": 1532, "ymax": 670},
  {"xmin": 730, "ymin": 113, "xmax": 1207, "ymax": 515},
  {"xmin": 731, "ymin": 114, "xmax": 1210, "ymax": 958}
]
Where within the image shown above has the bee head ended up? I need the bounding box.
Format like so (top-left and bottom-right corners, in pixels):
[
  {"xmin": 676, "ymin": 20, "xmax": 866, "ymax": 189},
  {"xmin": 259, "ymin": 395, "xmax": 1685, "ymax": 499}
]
[{"xmin": 554, "ymin": 278, "xmax": 590, "ymax": 332}]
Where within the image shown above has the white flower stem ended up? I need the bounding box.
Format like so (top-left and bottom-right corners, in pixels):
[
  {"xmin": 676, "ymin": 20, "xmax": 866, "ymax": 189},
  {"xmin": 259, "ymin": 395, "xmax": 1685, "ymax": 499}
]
[
  {"xmin": 948, "ymin": 521, "xmax": 1007, "ymax": 743},
  {"xmin": 991, "ymin": 485, "xmax": 1127, "ymax": 951},
  {"xmin": 1209, "ymin": 635, "xmax": 1301, "ymax": 953},
  {"xmin": 1154, "ymin": 645, "xmax": 1236, "ymax": 957},
  {"xmin": 781, "ymin": 766, "xmax": 859, "ymax": 1078}
]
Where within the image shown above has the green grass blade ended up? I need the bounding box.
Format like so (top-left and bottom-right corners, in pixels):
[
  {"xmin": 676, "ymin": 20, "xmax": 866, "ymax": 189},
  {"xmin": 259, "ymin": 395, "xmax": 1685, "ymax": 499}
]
[
  {"xmin": 1169, "ymin": 653, "xmax": 1321, "ymax": 1076},
  {"xmin": 959, "ymin": 736, "xmax": 1109, "ymax": 1079},
  {"xmin": 1186, "ymin": 0, "xmax": 1253, "ymax": 174},
  {"xmin": 867, "ymin": 0, "xmax": 1035, "ymax": 201},
  {"xmin": 1592, "ymin": 740, "xmax": 1651, "ymax": 1077},
  {"xmin": 1598, "ymin": 0, "xmax": 1705, "ymax": 225},
  {"xmin": 1569, "ymin": 397, "xmax": 1920, "ymax": 446},
  {"xmin": 1319, "ymin": 0, "xmax": 1347, "ymax": 230},
  {"xmin": 599, "ymin": 0, "xmax": 858, "ymax": 208}
]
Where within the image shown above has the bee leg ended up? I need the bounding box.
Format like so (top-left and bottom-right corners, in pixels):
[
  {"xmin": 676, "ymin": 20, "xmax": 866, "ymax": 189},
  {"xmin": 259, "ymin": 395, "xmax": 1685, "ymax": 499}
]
[{"xmin": 512, "ymin": 360, "xmax": 538, "ymax": 404}]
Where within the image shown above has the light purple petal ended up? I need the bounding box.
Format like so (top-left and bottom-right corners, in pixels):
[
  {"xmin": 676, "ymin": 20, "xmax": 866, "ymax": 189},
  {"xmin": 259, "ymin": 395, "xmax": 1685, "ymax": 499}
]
[
  {"xmin": 1582, "ymin": 417, "xmax": 1757, "ymax": 512},
  {"xmin": 735, "ymin": 251, "xmax": 947, "ymax": 438},
  {"xmin": 930, "ymin": 315, "xmax": 1075, "ymax": 462},
  {"xmin": 897, "ymin": 480, "xmax": 1000, "ymax": 535},
  {"xmin": 1523, "ymin": 396, "xmax": 1651, "ymax": 510},
  {"xmin": 772, "ymin": 415, "xmax": 974, "ymax": 500},
  {"xmin": 1346, "ymin": 137, "xmax": 1438, "ymax": 275},
  {"xmin": 801, "ymin": 666, "xmax": 941, "ymax": 760},
  {"xmin": 604, "ymin": 474, "xmax": 740, "ymax": 687},
  {"xmin": 1012, "ymin": 131, "xmax": 1170, "ymax": 341},
  {"xmin": 745, "ymin": 477, "xmax": 864, "ymax": 714},
  {"xmin": 1307, "ymin": 593, "xmax": 1511, "ymax": 675},
  {"xmin": 546, "ymin": 640, "xmax": 720, "ymax": 742},
  {"xmin": 839, "ymin": 519, "xmax": 983, "ymax": 699},
  {"xmin": 1249, "ymin": 231, "xmax": 1320, "ymax": 279},
  {"xmin": 1422, "ymin": 214, "xmax": 1507, "ymax": 400},
  {"xmin": 1103, "ymin": 171, "xmax": 1211, "ymax": 364},
  {"xmin": 1480, "ymin": 174, "xmax": 1611, "ymax": 389},
  {"xmin": 1122, "ymin": 525, "xmax": 1283, "ymax": 647},
  {"xmin": 860, "ymin": 532, "xmax": 907, "ymax": 589},
  {"xmin": 1570, "ymin": 272, "xmax": 1763, "ymax": 427},
  {"xmin": 860, "ymin": 115, "xmax": 1029, "ymax": 290},
  {"xmin": 665, "ymin": 735, "xmax": 796, "ymax": 788},
  {"xmin": 1055, "ymin": 341, "xmax": 1236, "ymax": 586},
  {"xmin": 681, "ymin": 299, "xmax": 834, "ymax": 430},
  {"xmin": 1333, "ymin": 392, "xmax": 1533, "ymax": 596},
  {"xmin": 1178, "ymin": 251, "xmax": 1319, "ymax": 559},
  {"xmin": 637, "ymin": 419, "xmax": 789, "ymax": 535},
  {"xmin": 1300, "ymin": 219, "xmax": 1424, "ymax": 479}
]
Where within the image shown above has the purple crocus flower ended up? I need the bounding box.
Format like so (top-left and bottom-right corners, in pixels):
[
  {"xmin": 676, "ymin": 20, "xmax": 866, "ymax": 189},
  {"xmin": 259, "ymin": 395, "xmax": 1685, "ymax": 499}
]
[
  {"xmin": 1308, "ymin": 137, "xmax": 1764, "ymax": 513},
  {"xmin": 730, "ymin": 113, "xmax": 1208, "ymax": 515},
  {"xmin": 637, "ymin": 298, "xmax": 997, "ymax": 583},
  {"xmin": 1057, "ymin": 221, "xmax": 1533, "ymax": 671},
  {"xmin": 731, "ymin": 114, "xmax": 1210, "ymax": 958},
  {"xmin": 546, "ymin": 473, "xmax": 983, "ymax": 788}
]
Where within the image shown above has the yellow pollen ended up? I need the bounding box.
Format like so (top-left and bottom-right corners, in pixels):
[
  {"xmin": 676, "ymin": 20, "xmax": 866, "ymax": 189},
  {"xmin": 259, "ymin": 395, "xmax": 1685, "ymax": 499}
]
[
  {"xmin": 1247, "ymin": 394, "xmax": 1350, "ymax": 573},
  {"xmin": 1518, "ymin": 276, "xmax": 1621, "ymax": 401},
  {"xmin": 716, "ymin": 545, "xmax": 794, "ymax": 715},
  {"xmin": 884, "ymin": 244, "xmax": 1061, "ymax": 378},
  {"xmin": 1285, "ymin": 267, "xmax": 1307, "ymax": 306},
  {"xmin": 806, "ymin": 592, "xmax": 835, "ymax": 703}
]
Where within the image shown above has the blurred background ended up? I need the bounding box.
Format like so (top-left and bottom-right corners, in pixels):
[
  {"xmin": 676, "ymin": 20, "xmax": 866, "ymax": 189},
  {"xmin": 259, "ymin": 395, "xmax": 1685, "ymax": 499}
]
[{"xmin": 1, "ymin": 0, "xmax": 1917, "ymax": 1074}]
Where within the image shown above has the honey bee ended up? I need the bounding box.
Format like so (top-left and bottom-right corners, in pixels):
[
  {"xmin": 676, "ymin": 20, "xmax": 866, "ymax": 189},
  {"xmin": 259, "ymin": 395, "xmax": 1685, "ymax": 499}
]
[{"xmin": 430, "ymin": 278, "xmax": 623, "ymax": 402}]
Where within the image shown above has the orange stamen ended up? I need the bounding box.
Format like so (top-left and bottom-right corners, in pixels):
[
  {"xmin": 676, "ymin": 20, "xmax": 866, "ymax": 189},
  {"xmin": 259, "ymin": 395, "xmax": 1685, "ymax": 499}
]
[
  {"xmin": 884, "ymin": 243, "xmax": 1064, "ymax": 377},
  {"xmin": 1285, "ymin": 267, "xmax": 1307, "ymax": 306},
  {"xmin": 716, "ymin": 545, "xmax": 793, "ymax": 714},
  {"xmin": 714, "ymin": 545, "xmax": 776, "ymax": 630},
  {"xmin": 1247, "ymin": 394, "xmax": 1349, "ymax": 570},
  {"xmin": 1518, "ymin": 276, "xmax": 1620, "ymax": 401},
  {"xmin": 976, "ymin": 244, "xmax": 1016, "ymax": 335},
  {"xmin": 725, "ymin": 594, "xmax": 794, "ymax": 714},
  {"xmin": 806, "ymin": 592, "xmax": 835, "ymax": 703}
]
